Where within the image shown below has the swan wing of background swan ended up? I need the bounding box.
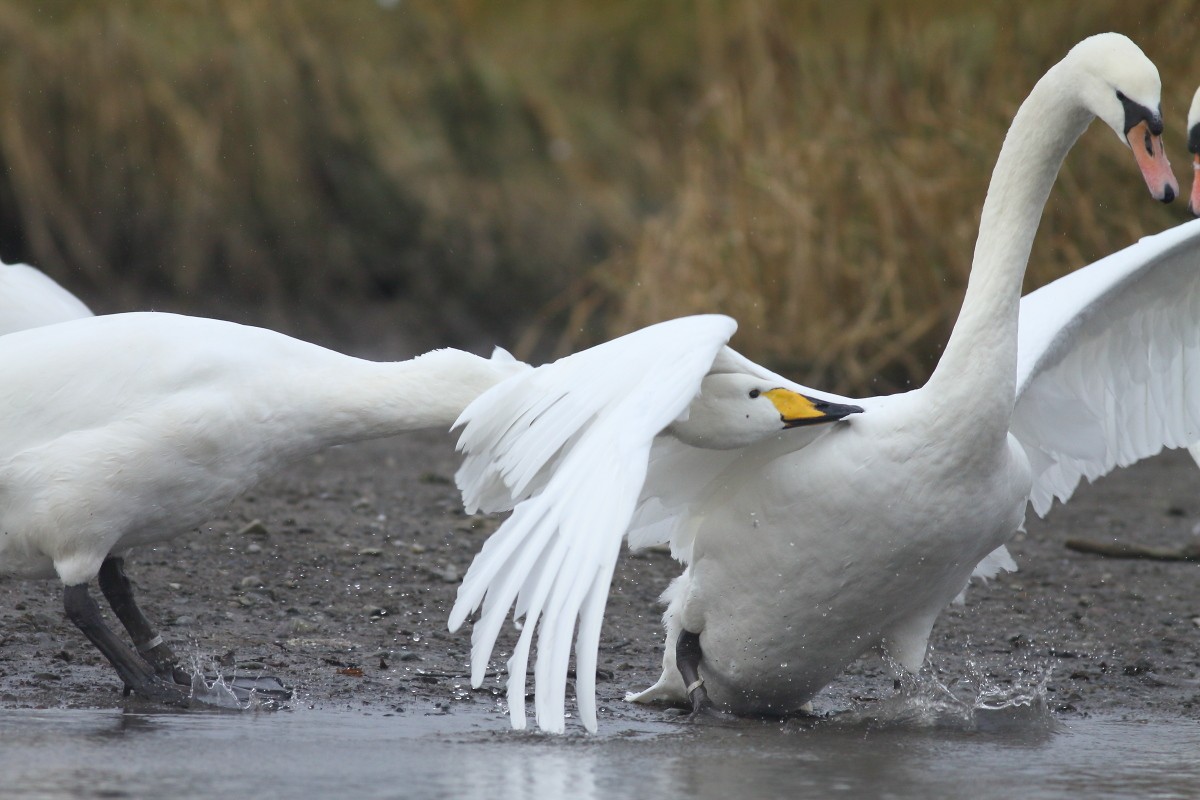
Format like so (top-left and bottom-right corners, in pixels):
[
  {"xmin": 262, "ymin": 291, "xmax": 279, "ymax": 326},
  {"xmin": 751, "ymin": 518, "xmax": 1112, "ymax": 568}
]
[
  {"xmin": 451, "ymin": 314, "xmax": 861, "ymax": 732},
  {"xmin": 1014, "ymin": 217, "xmax": 1200, "ymax": 516},
  {"xmin": 0, "ymin": 261, "xmax": 92, "ymax": 335}
]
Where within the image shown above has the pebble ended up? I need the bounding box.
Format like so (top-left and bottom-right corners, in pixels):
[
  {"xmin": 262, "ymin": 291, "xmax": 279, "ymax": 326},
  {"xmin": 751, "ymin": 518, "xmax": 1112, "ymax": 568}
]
[
  {"xmin": 246, "ymin": 543, "xmax": 263, "ymax": 554},
  {"xmin": 358, "ymin": 547, "xmax": 384, "ymax": 557},
  {"xmin": 240, "ymin": 575, "xmax": 264, "ymax": 589}
]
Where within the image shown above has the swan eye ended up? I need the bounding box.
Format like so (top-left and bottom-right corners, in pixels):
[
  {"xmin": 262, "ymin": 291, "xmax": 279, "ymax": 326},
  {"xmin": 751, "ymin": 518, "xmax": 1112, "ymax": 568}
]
[
  {"xmin": 748, "ymin": 389, "xmax": 761, "ymax": 399},
  {"xmin": 1115, "ymin": 90, "xmax": 1163, "ymax": 136}
]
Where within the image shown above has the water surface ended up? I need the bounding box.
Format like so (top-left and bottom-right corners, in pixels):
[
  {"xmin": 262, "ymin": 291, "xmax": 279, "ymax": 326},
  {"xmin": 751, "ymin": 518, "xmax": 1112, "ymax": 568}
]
[{"xmin": 1, "ymin": 707, "xmax": 1197, "ymax": 800}]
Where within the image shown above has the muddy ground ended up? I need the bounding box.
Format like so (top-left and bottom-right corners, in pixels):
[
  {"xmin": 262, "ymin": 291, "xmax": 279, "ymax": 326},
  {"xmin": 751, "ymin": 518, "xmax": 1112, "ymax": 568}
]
[{"xmin": 1, "ymin": 416, "xmax": 1198, "ymax": 728}]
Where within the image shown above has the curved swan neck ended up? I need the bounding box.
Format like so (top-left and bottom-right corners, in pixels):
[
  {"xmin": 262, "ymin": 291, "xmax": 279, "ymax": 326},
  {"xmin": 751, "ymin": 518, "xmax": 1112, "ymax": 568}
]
[{"xmin": 925, "ymin": 58, "xmax": 1093, "ymax": 413}]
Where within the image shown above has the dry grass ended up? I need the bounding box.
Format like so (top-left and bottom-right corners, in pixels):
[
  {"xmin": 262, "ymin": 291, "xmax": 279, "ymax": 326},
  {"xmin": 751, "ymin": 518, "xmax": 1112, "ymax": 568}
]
[
  {"xmin": 0, "ymin": 0, "xmax": 617, "ymax": 340},
  {"xmin": 0, "ymin": 2, "xmax": 1196, "ymax": 385},
  {"xmin": 581, "ymin": 1, "xmax": 1200, "ymax": 392}
]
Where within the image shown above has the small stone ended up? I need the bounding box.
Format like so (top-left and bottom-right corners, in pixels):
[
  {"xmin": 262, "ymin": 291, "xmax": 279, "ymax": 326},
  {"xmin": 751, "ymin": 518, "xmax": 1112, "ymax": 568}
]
[
  {"xmin": 358, "ymin": 547, "xmax": 384, "ymax": 557},
  {"xmin": 240, "ymin": 576, "xmax": 264, "ymax": 589},
  {"xmin": 410, "ymin": 543, "xmax": 427, "ymax": 554},
  {"xmin": 246, "ymin": 543, "xmax": 263, "ymax": 554},
  {"xmin": 364, "ymin": 605, "xmax": 388, "ymax": 617}
]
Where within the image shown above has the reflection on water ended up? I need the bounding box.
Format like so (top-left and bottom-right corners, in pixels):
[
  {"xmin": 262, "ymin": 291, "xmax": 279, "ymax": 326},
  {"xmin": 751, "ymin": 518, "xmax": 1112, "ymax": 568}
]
[{"xmin": 1, "ymin": 705, "xmax": 1198, "ymax": 800}]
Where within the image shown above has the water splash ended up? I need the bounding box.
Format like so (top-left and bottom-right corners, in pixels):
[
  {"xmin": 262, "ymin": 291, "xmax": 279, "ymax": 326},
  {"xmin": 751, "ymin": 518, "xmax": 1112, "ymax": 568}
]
[
  {"xmin": 832, "ymin": 649, "xmax": 1056, "ymax": 732},
  {"xmin": 180, "ymin": 652, "xmax": 292, "ymax": 711}
]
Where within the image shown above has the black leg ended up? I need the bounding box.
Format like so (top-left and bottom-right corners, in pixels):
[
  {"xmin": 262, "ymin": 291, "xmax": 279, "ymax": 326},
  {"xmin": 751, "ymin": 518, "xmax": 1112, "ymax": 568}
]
[
  {"xmin": 98, "ymin": 556, "xmax": 189, "ymax": 684},
  {"xmin": 676, "ymin": 628, "xmax": 713, "ymax": 715},
  {"xmin": 63, "ymin": 583, "xmax": 191, "ymax": 706}
]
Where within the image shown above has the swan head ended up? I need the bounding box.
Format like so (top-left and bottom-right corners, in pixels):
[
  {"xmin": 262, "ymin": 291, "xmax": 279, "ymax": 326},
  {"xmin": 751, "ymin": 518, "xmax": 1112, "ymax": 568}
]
[
  {"xmin": 1187, "ymin": 85, "xmax": 1200, "ymax": 216},
  {"xmin": 667, "ymin": 373, "xmax": 863, "ymax": 450},
  {"xmin": 1064, "ymin": 33, "xmax": 1176, "ymax": 203}
]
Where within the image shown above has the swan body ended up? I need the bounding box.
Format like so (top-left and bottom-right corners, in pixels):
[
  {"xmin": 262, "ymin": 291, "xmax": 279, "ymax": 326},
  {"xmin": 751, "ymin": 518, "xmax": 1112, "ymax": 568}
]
[
  {"xmin": 0, "ymin": 260, "xmax": 92, "ymax": 335},
  {"xmin": 0, "ymin": 311, "xmax": 528, "ymax": 701},
  {"xmin": 1, "ymin": 312, "xmax": 528, "ymax": 583},
  {"xmin": 449, "ymin": 34, "xmax": 1181, "ymax": 732}
]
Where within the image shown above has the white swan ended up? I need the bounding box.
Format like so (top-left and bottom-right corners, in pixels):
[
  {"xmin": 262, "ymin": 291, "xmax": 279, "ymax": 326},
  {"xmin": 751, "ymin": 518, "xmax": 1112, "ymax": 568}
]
[
  {"xmin": 448, "ymin": 33, "xmax": 1183, "ymax": 733},
  {"xmin": 0, "ymin": 259, "xmax": 92, "ymax": 335},
  {"xmin": 0, "ymin": 310, "xmax": 853, "ymax": 706},
  {"xmin": 0, "ymin": 311, "xmax": 528, "ymax": 704}
]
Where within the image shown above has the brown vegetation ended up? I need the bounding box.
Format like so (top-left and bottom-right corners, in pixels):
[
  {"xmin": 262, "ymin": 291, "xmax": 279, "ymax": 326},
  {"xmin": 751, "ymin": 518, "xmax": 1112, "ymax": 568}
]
[{"xmin": 0, "ymin": 1, "xmax": 1194, "ymax": 389}]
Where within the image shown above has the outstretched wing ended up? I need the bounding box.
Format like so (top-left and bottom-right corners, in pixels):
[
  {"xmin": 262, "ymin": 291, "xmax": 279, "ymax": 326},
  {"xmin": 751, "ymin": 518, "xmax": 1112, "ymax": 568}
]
[
  {"xmin": 1013, "ymin": 219, "xmax": 1200, "ymax": 516},
  {"xmin": 450, "ymin": 315, "xmax": 740, "ymax": 733}
]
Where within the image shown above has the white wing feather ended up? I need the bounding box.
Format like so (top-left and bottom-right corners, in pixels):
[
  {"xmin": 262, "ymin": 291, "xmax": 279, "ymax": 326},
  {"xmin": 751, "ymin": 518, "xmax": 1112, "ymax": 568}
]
[
  {"xmin": 1014, "ymin": 219, "xmax": 1200, "ymax": 515},
  {"xmin": 450, "ymin": 315, "xmax": 740, "ymax": 732}
]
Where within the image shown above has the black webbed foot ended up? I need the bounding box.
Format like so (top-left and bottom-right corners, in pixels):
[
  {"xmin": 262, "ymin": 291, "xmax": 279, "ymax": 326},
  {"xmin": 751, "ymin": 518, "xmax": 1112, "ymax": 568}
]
[{"xmin": 676, "ymin": 628, "xmax": 735, "ymax": 722}]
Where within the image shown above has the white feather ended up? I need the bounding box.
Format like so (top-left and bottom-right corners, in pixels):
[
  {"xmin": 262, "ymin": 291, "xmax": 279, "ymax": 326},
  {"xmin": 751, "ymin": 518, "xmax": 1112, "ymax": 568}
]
[
  {"xmin": 447, "ymin": 34, "xmax": 1183, "ymax": 733},
  {"xmin": 0, "ymin": 260, "xmax": 92, "ymax": 335},
  {"xmin": 1015, "ymin": 219, "xmax": 1200, "ymax": 515}
]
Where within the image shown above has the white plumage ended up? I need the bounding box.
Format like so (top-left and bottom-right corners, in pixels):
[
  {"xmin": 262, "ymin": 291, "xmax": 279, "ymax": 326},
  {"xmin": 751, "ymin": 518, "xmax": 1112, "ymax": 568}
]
[
  {"xmin": 0, "ymin": 260, "xmax": 92, "ymax": 335},
  {"xmin": 451, "ymin": 314, "xmax": 859, "ymax": 730},
  {"xmin": 1015, "ymin": 218, "xmax": 1200, "ymax": 514},
  {"xmin": 449, "ymin": 34, "xmax": 1187, "ymax": 733},
  {"xmin": 0, "ymin": 311, "xmax": 528, "ymax": 702}
]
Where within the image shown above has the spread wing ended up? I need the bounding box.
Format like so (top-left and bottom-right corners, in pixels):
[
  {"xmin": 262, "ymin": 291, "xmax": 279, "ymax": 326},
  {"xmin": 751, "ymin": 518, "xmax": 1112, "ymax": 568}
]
[
  {"xmin": 449, "ymin": 315, "xmax": 741, "ymax": 733},
  {"xmin": 1014, "ymin": 219, "xmax": 1200, "ymax": 516}
]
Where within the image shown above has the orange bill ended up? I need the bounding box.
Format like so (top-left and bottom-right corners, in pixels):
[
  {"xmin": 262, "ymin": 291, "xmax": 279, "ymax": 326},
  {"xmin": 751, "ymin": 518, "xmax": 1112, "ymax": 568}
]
[
  {"xmin": 1190, "ymin": 154, "xmax": 1200, "ymax": 217},
  {"xmin": 1126, "ymin": 119, "xmax": 1177, "ymax": 203}
]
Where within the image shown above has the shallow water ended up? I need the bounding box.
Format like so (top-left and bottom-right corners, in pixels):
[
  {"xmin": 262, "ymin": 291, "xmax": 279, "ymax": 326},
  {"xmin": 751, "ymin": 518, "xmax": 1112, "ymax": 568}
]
[{"xmin": 2, "ymin": 705, "xmax": 1198, "ymax": 800}]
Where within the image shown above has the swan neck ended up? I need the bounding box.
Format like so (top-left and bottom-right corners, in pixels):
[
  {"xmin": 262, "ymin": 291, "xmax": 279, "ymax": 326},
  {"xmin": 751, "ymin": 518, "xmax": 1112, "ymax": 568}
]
[
  {"xmin": 309, "ymin": 349, "xmax": 516, "ymax": 446},
  {"xmin": 926, "ymin": 61, "xmax": 1091, "ymax": 412}
]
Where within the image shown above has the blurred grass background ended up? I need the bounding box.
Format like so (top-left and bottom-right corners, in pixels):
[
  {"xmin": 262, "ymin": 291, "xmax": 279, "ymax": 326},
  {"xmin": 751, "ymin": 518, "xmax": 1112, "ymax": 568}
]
[{"xmin": 0, "ymin": 0, "xmax": 1194, "ymax": 392}]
